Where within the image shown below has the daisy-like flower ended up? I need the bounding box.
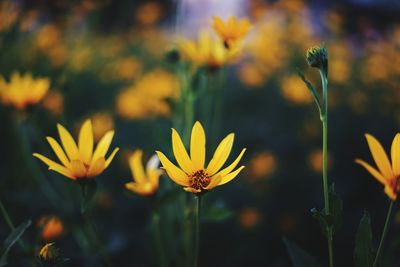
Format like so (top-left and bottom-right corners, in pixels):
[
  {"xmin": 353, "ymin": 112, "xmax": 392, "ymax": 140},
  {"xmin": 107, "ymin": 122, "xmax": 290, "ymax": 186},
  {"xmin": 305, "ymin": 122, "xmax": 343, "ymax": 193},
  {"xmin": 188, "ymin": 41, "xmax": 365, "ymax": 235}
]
[
  {"xmin": 156, "ymin": 121, "xmax": 246, "ymax": 194},
  {"xmin": 0, "ymin": 72, "xmax": 50, "ymax": 109},
  {"xmin": 33, "ymin": 120, "xmax": 119, "ymax": 180},
  {"xmin": 125, "ymin": 150, "xmax": 162, "ymax": 196},
  {"xmin": 356, "ymin": 133, "xmax": 400, "ymax": 200},
  {"xmin": 212, "ymin": 16, "xmax": 252, "ymax": 49},
  {"xmin": 178, "ymin": 31, "xmax": 238, "ymax": 70}
]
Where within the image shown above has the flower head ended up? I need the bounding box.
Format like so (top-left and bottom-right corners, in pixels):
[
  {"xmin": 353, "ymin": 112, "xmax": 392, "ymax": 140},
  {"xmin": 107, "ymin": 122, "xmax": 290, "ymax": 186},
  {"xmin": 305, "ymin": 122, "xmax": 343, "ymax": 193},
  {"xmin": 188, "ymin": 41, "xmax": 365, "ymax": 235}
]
[
  {"xmin": 213, "ymin": 16, "xmax": 252, "ymax": 49},
  {"xmin": 38, "ymin": 243, "xmax": 59, "ymax": 264},
  {"xmin": 33, "ymin": 120, "xmax": 119, "ymax": 180},
  {"xmin": 125, "ymin": 150, "xmax": 162, "ymax": 196},
  {"xmin": 306, "ymin": 46, "xmax": 328, "ymax": 75},
  {"xmin": 178, "ymin": 32, "xmax": 238, "ymax": 70},
  {"xmin": 0, "ymin": 72, "xmax": 50, "ymax": 109},
  {"xmin": 38, "ymin": 216, "xmax": 64, "ymax": 241},
  {"xmin": 356, "ymin": 133, "xmax": 400, "ymax": 200},
  {"xmin": 156, "ymin": 121, "xmax": 246, "ymax": 194}
]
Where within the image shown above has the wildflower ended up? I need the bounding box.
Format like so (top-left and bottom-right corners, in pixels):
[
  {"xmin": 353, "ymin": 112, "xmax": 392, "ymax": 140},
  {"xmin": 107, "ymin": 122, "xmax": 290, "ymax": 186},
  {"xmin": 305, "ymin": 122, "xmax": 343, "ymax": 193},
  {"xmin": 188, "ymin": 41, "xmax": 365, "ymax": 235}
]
[
  {"xmin": 38, "ymin": 243, "xmax": 59, "ymax": 264},
  {"xmin": 156, "ymin": 121, "xmax": 246, "ymax": 194},
  {"xmin": 33, "ymin": 120, "xmax": 119, "ymax": 180},
  {"xmin": 0, "ymin": 72, "xmax": 50, "ymax": 109},
  {"xmin": 125, "ymin": 150, "xmax": 162, "ymax": 196},
  {"xmin": 306, "ymin": 46, "xmax": 328, "ymax": 75},
  {"xmin": 356, "ymin": 134, "xmax": 400, "ymax": 200},
  {"xmin": 212, "ymin": 16, "xmax": 252, "ymax": 49},
  {"xmin": 179, "ymin": 32, "xmax": 237, "ymax": 70},
  {"xmin": 38, "ymin": 216, "xmax": 64, "ymax": 241}
]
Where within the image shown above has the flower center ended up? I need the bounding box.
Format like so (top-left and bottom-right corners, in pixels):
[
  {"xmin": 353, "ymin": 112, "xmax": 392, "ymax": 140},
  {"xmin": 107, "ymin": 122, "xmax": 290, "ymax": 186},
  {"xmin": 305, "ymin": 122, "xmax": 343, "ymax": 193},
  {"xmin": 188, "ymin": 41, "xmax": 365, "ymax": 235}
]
[{"xmin": 189, "ymin": 170, "xmax": 211, "ymax": 191}]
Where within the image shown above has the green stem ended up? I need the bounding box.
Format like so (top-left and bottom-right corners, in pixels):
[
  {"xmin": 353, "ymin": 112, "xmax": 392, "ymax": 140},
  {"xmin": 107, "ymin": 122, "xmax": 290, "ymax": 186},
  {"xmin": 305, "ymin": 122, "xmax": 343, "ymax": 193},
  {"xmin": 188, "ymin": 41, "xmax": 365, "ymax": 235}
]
[
  {"xmin": 152, "ymin": 209, "xmax": 167, "ymax": 267},
  {"xmin": 373, "ymin": 200, "xmax": 395, "ymax": 267},
  {"xmin": 193, "ymin": 196, "xmax": 201, "ymax": 267},
  {"xmin": 0, "ymin": 198, "xmax": 15, "ymax": 230}
]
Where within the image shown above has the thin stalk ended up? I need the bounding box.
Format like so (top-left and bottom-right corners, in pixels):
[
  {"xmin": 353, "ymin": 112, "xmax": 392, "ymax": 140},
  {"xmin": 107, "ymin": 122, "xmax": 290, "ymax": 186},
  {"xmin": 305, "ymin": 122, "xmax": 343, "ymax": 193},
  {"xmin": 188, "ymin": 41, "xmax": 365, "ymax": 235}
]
[
  {"xmin": 0, "ymin": 198, "xmax": 15, "ymax": 230},
  {"xmin": 152, "ymin": 209, "xmax": 167, "ymax": 267},
  {"xmin": 193, "ymin": 196, "xmax": 201, "ymax": 267},
  {"xmin": 373, "ymin": 201, "xmax": 395, "ymax": 267}
]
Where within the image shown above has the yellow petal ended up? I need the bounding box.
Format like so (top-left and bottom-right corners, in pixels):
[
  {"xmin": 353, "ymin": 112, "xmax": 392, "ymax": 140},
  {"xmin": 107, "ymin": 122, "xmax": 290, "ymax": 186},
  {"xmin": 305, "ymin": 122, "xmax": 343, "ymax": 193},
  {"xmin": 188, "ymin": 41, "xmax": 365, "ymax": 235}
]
[
  {"xmin": 156, "ymin": 151, "xmax": 189, "ymax": 186},
  {"xmin": 105, "ymin": 147, "xmax": 119, "ymax": 168},
  {"xmin": 125, "ymin": 182, "xmax": 154, "ymax": 196},
  {"xmin": 172, "ymin": 128, "xmax": 195, "ymax": 174},
  {"xmin": 183, "ymin": 187, "xmax": 201, "ymax": 193},
  {"xmin": 70, "ymin": 160, "xmax": 87, "ymax": 178},
  {"xmin": 129, "ymin": 150, "xmax": 146, "ymax": 183},
  {"xmin": 205, "ymin": 176, "xmax": 222, "ymax": 190},
  {"xmin": 190, "ymin": 121, "xmax": 206, "ymax": 170},
  {"xmin": 33, "ymin": 153, "xmax": 74, "ymax": 179},
  {"xmin": 213, "ymin": 16, "xmax": 226, "ymax": 36},
  {"xmin": 365, "ymin": 134, "xmax": 394, "ymax": 179},
  {"xmin": 78, "ymin": 120, "xmax": 94, "ymax": 164},
  {"xmin": 206, "ymin": 133, "xmax": 234, "ymax": 175},
  {"xmin": 215, "ymin": 148, "xmax": 246, "ymax": 177},
  {"xmin": 355, "ymin": 159, "xmax": 388, "ymax": 185},
  {"xmin": 57, "ymin": 123, "xmax": 80, "ymax": 160},
  {"xmin": 148, "ymin": 170, "xmax": 161, "ymax": 188},
  {"xmin": 92, "ymin": 130, "xmax": 115, "ymax": 164},
  {"xmin": 46, "ymin": 137, "xmax": 70, "ymax": 168},
  {"xmin": 218, "ymin": 166, "xmax": 245, "ymax": 186},
  {"xmin": 87, "ymin": 157, "xmax": 106, "ymax": 177},
  {"xmin": 384, "ymin": 185, "xmax": 397, "ymax": 201},
  {"xmin": 391, "ymin": 133, "xmax": 400, "ymax": 176}
]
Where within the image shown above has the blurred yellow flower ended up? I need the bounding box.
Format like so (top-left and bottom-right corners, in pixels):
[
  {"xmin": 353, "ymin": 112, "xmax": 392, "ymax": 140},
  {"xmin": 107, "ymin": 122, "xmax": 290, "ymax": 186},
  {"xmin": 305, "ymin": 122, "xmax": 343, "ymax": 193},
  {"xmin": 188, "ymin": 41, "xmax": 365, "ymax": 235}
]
[
  {"xmin": 179, "ymin": 32, "xmax": 237, "ymax": 69},
  {"xmin": 35, "ymin": 24, "xmax": 61, "ymax": 51},
  {"xmin": 212, "ymin": 16, "xmax": 252, "ymax": 49},
  {"xmin": 238, "ymin": 208, "xmax": 262, "ymax": 230},
  {"xmin": 238, "ymin": 63, "xmax": 265, "ymax": 88},
  {"xmin": 91, "ymin": 112, "xmax": 115, "ymax": 142},
  {"xmin": 116, "ymin": 57, "xmax": 142, "ymax": 80},
  {"xmin": 356, "ymin": 134, "xmax": 400, "ymax": 200},
  {"xmin": 125, "ymin": 150, "xmax": 162, "ymax": 196},
  {"xmin": 156, "ymin": 121, "xmax": 246, "ymax": 194},
  {"xmin": 33, "ymin": 120, "xmax": 119, "ymax": 180},
  {"xmin": 135, "ymin": 2, "xmax": 163, "ymax": 26},
  {"xmin": 248, "ymin": 152, "xmax": 276, "ymax": 179},
  {"xmin": 0, "ymin": 72, "xmax": 50, "ymax": 109},
  {"xmin": 280, "ymin": 75, "xmax": 312, "ymax": 104},
  {"xmin": 38, "ymin": 216, "xmax": 64, "ymax": 241},
  {"xmin": 0, "ymin": 1, "xmax": 19, "ymax": 32},
  {"xmin": 38, "ymin": 243, "xmax": 59, "ymax": 263},
  {"xmin": 42, "ymin": 90, "xmax": 64, "ymax": 116},
  {"xmin": 308, "ymin": 149, "xmax": 331, "ymax": 173}
]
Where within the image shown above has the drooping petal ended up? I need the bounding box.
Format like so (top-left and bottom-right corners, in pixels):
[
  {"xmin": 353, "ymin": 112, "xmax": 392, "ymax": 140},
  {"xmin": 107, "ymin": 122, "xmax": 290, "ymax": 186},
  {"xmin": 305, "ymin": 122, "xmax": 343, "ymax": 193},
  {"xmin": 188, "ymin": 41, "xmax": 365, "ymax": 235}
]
[
  {"xmin": 183, "ymin": 187, "xmax": 201, "ymax": 193},
  {"xmin": 218, "ymin": 166, "xmax": 245, "ymax": 186},
  {"xmin": 172, "ymin": 128, "xmax": 195, "ymax": 174},
  {"xmin": 78, "ymin": 120, "xmax": 94, "ymax": 164},
  {"xmin": 156, "ymin": 151, "xmax": 190, "ymax": 186},
  {"xmin": 125, "ymin": 182, "xmax": 154, "ymax": 196},
  {"xmin": 105, "ymin": 147, "xmax": 119, "ymax": 168},
  {"xmin": 87, "ymin": 157, "xmax": 106, "ymax": 177},
  {"xmin": 206, "ymin": 133, "xmax": 234, "ymax": 175},
  {"xmin": 355, "ymin": 159, "xmax": 388, "ymax": 185},
  {"xmin": 70, "ymin": 160, "xmax": 87, "ymax": 178},
  {"xmin": 57, "ymin": 124, "xmax": 80, "ymax": 160},
  {"xmin": 384, "ymin": 185, "xmax": 397, "ymax": 201},
  {"xmin": 391, "ymin": 133, "xmax": 400, "ymax": 176},
  {"xmin": 46, "ymin": 137, "xmax": 70, "ymax": 167},
  {"xmin": 190, "ymin": 121, "xmax": 206, "ymax": 170},
  {"xmin": 91, "ymin": 131, "xmax": 115, "ymax": 164},
  {"xmin": 33, "ymin": 153, "xmax": 74, "ymax": 179},
  {"xmin": 214, "ymin": 148, "xmax": 246, "ymax": 177},
  {"xmin": 365, "ymin": 134, "xmax": 394, "ymax": 179},
  {"xmin": 129, "ymin": 150, "xmax": 146, "ymax": 183}
]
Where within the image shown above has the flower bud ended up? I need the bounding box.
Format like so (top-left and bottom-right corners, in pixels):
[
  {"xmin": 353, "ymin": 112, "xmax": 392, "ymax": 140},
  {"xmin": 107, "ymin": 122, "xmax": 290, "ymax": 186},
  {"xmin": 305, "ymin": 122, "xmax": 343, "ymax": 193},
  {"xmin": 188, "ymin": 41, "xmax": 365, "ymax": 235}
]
[
  {"xmin": 306, "ymin": 46, "xmax": 328, "ymax": 75},
  {"xmin": 38, "ymin": 243, "xmax": 59, "ymax": 266}
]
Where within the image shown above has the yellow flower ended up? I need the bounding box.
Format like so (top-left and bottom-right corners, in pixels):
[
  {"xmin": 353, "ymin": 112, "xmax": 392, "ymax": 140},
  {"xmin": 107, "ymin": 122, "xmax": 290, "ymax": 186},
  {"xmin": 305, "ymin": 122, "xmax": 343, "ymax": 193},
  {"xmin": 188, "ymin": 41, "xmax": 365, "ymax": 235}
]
[
  {"xmin": 125, "ymin": 150, "xmax": 162, "ymax": 196},
  {"xmin": 38, "ymin": 243, "xmax": 59, "ymax": 263},
  {"xmin": 213, "ymin": 16, "xmax": 252, "ymax": 49},
  {"xmin": 179, "ymin": 32, "xmax": 237, "ymax": 69},
  {"xmin": 356, "ymin": 134, "xmax": 400, "ymax": 200},
  {"xmin": 33, "ymin": 120, "xmax": 119, "ymax": 180},
  {"xmin": 156, "ymin": 121, "xmax": 246, "ymax": 194},
  {"xmin": 0, "ymin": 72, "xmax": 50, "ymax": 109},
  {"xmin": 38, "ymin": 216, "xmax": 64, "ymax": 241}
]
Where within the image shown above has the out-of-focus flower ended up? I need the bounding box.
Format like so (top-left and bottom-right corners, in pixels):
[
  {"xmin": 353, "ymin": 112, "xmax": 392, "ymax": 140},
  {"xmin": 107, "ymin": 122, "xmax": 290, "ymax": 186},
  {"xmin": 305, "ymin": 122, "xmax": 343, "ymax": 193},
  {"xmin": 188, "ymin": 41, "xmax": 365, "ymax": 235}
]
[
  {"xmin": 248, "ymin": 152, "xmax": 276, "ymax": 179},
  {"xmin": 116, "ymin": 69, "xmax": 180, "ymax": 119},
  {"xmin": 306, "ymin": 45, "xmax": 328, "ymax": 74},
  {"xmin": 116, "ymin": 57, "xmax": 142, "ymax": 80},
  {"xmin": 0, "ymin": 1, "xmax": 19, "ymax": 32},
  {"xmin": 91, "ymin": 112, "xmax": 115, "ymax": 142},
  {"xmin": 42, "ymin": 90, "xmax": 64, "ymax": 116},
  {"xmin": 156, "ymin": 121, "xmax": 246, "ymax": 194},
  {"xmin": 35, "ymin": 24, "xmax": 61, "ymax": 51},
  {"xmin": 356, "ymin": 134, "xmax": 400, "ymax": 200},
  {"xmin": 38, "ymin": 243, "xmax": 59, "ymax": 264},
  {"xmin": 69, "ymin": 46, "xmax": 93, "ymax": 72},
  {"xmin": 280, "ymin": 75, "xmax": 312, "ymax": 104},
  {"xmin": 238, "ymin": 208, "xmax": 262, "ymax": 230},
  {"xmin": 33, "ymin": 120, "xmax": 119, "ymax": 180},
  {"xmin": 125, "ymin": 150, "xmax": 161, "ymax": 196},
  {"xmin": 19, "ymin": 9, "xmax": 40, "ymax": 31},
  {"xmin": 0, "ymin": 72, "xmax": 50, "ymax": 110},
  {"xmin": 213, "ymin": 16, "xmax": 252, "ymax": 49},
  {"xmin": 179, "ymin": 32, "xmax": 237, "ymax": 69},
  {"xmin": 238, "ymin": 63, "xmax": 265, "ymax": 88},
  {"xmin": 38, "ymin": 216, "xmax": 64, "ymax": 241},
  {"xmin": 308, "ymin": 149, "xmax": 331, "ymax": 173},
  {"xmin": 135, "ymin": 2, "xmax": 163, "ymax": 26}
]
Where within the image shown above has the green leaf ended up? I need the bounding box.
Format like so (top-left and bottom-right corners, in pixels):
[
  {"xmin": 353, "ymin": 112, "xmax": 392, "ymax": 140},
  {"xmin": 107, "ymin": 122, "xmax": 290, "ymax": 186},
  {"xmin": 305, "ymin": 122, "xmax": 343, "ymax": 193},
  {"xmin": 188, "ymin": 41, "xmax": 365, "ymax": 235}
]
[
  {"xmin": 0, "ymin": 220, "xmax": 32, "ymax": 267},
  {"xmin": 297, "ymin": 69, "xmax": 322, "ymax": 114},
  {"xmin": 283, "ymin": 238, "xmax": 322, "ymax": 267},
  {"xmin": 354, "ymin": 212, "xmax": 374, "ymax": 267}
]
